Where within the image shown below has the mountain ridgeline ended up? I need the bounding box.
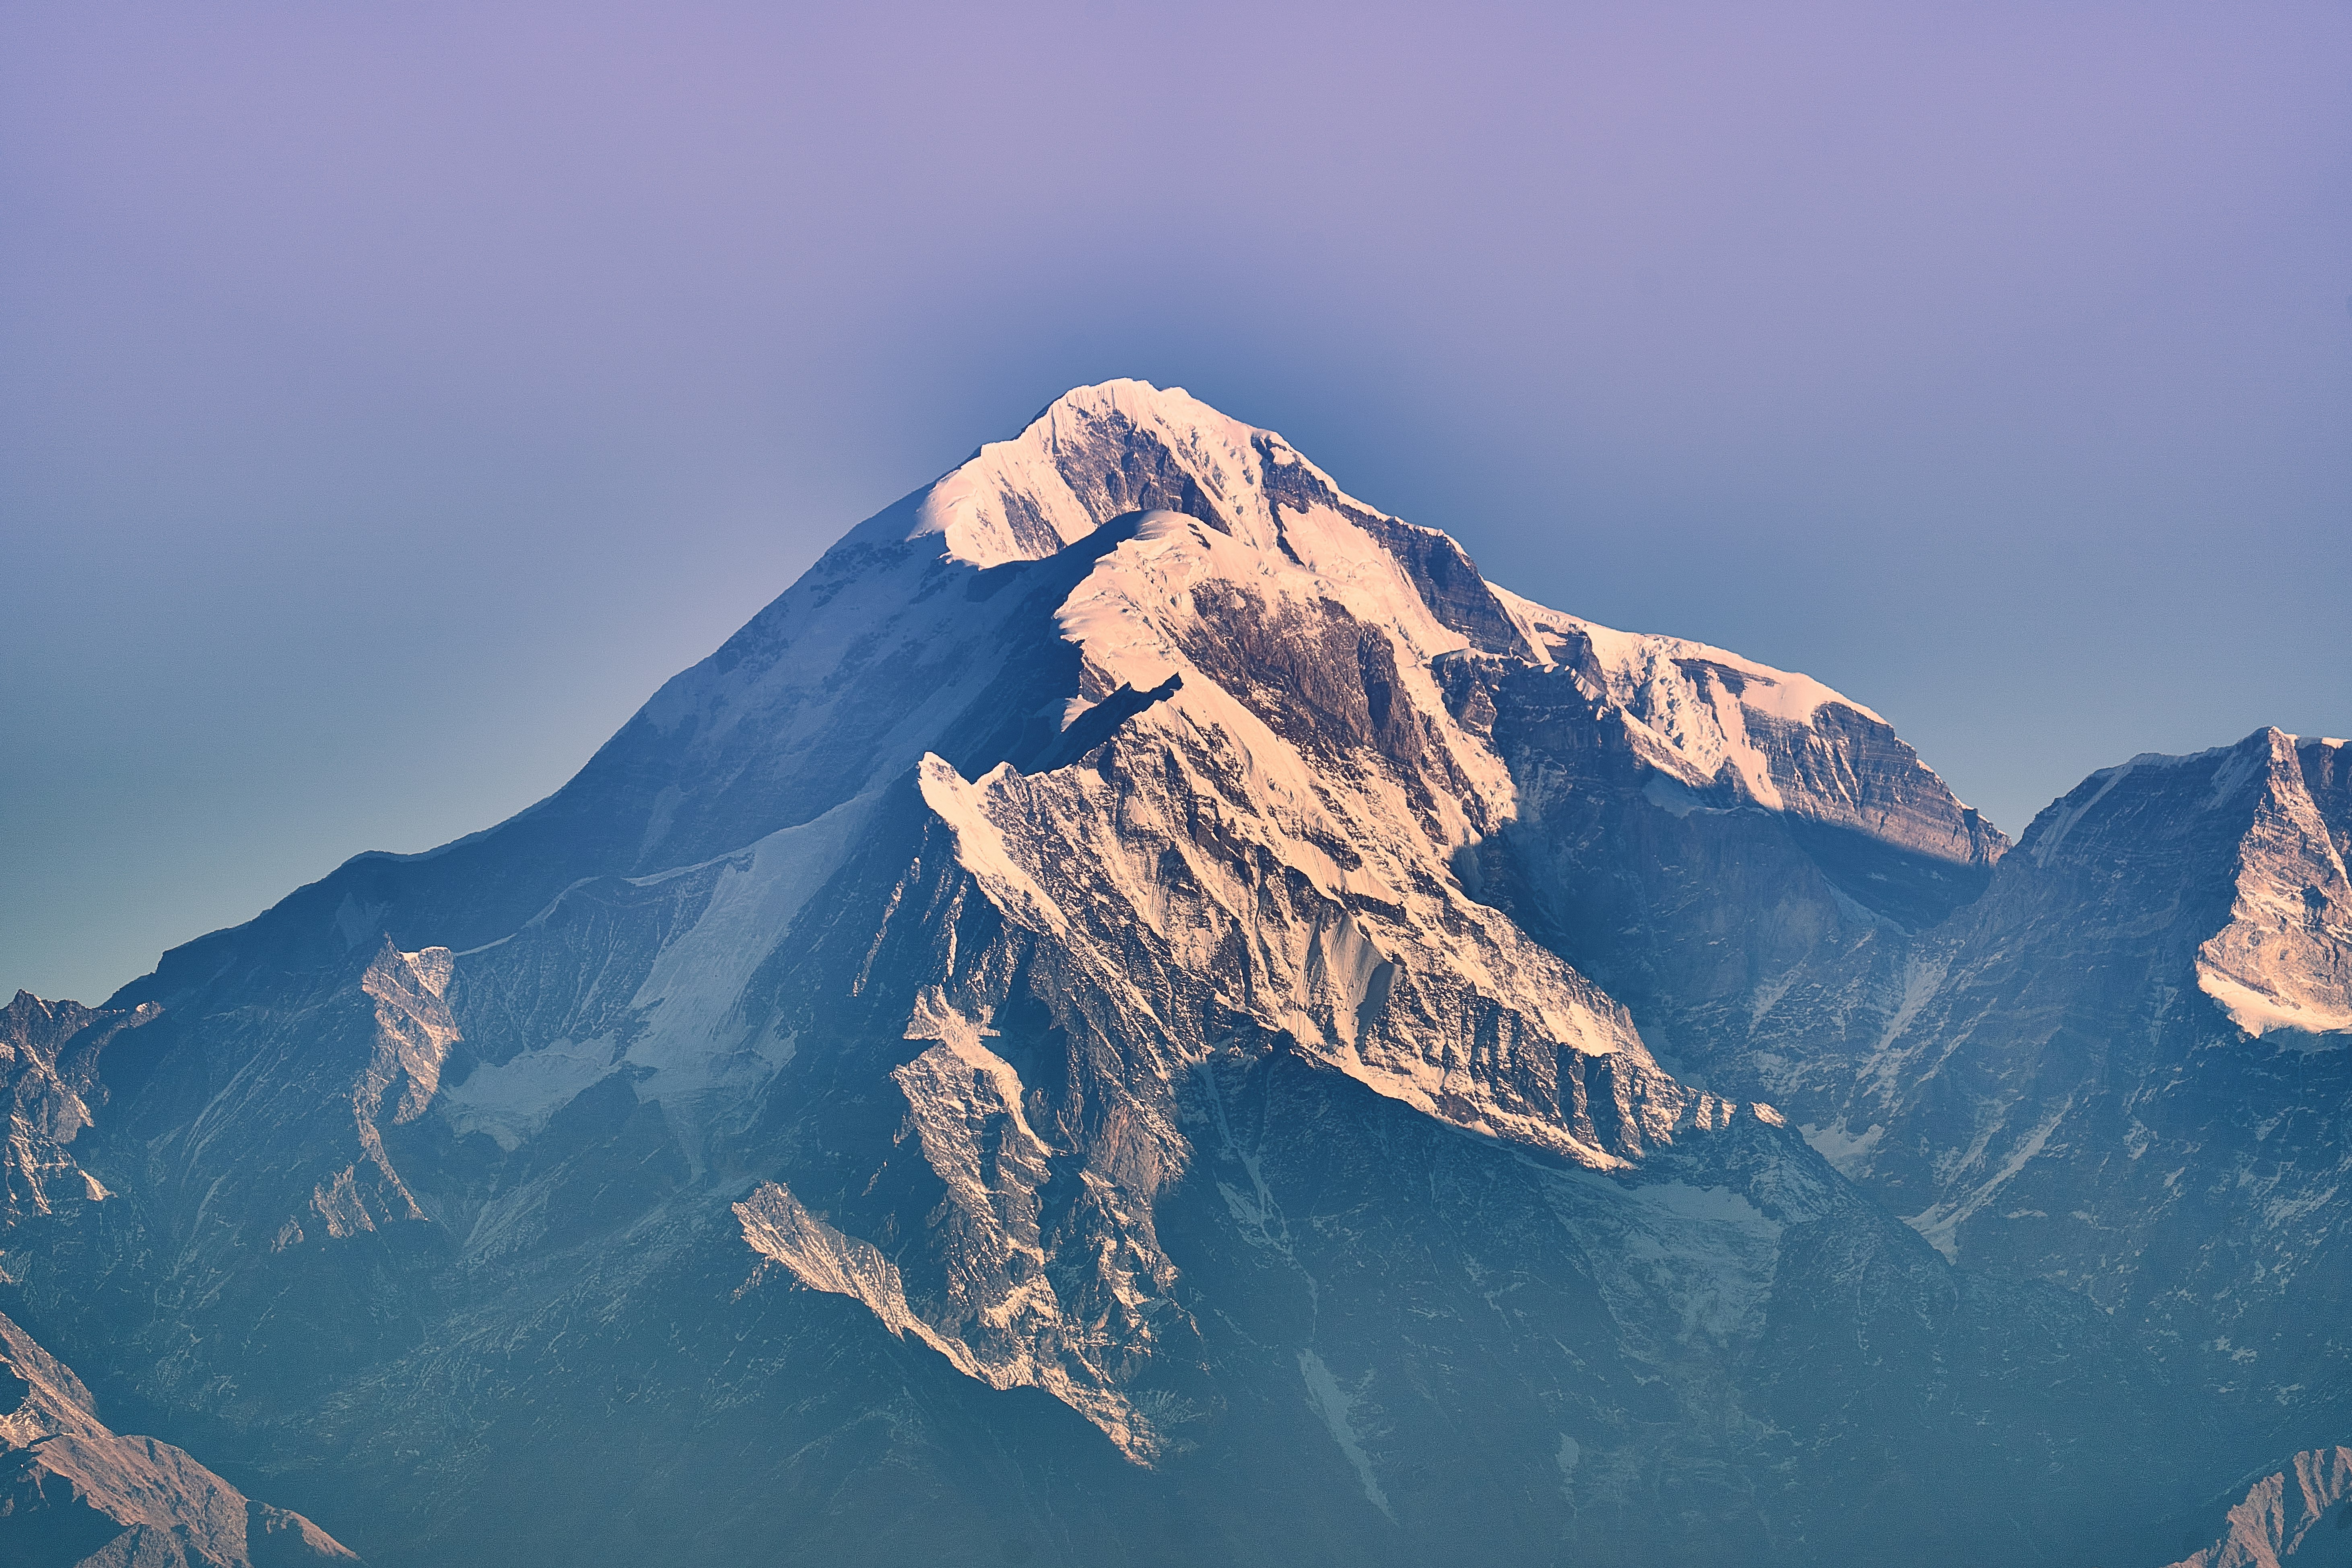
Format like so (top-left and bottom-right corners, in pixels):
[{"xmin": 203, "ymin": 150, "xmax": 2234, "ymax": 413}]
[{"xmin": 4, "ymin": 382, "xmax": 2346, "ymax": 1567}]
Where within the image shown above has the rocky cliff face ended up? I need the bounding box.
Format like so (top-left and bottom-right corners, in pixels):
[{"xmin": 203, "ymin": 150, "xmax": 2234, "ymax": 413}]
[
  {"xmin": 0, "ymin": 1310, "xmax": 357, "ymax": 1568},
  {"xmin": 1444, "ymin": 604, "xmax": 2008, "ymax": 1125},
  {"xmin": 3, "ymin": 999, "xmax": 357, "ymax": 1565},
  {"xmin": 1, "ymin": 993, "xmax": 159, "ymax": 1228},
  {"xmin": 1783, "ymin": 729, "xmax": 2352, "ymax": 1451},
  {"xmin": 2, "ymin": 381, "xmax": 2329, "ymax": 1566},
  {"xmin": 2163, "ymin": 1447, "xmax": 2352, "ymax": 1568}
]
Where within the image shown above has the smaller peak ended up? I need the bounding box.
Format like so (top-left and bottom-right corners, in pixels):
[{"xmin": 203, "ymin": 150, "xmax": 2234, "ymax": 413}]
[
  {"xmin": 2246, "ymin": 726, "xmax": 2352, "ymax": 762},
  {"xmin": 2024, "ymin": 725, "xmax": 2333, "ymax": 869},
  {"xmin": 2235, "ymin": 724, "xmax": 2316, "ymax": 754}
]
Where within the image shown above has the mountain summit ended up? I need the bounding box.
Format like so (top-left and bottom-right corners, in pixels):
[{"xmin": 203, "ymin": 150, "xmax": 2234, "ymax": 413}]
[{"xmin": 7, "ymin": 381, "xmax": 2326, "ymax": 1567}]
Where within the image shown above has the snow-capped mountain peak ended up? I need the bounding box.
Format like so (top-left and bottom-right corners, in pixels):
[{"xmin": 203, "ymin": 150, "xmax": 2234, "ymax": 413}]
[
  {"xmin": 853, "ymin": 379, "xmax": 1345, "ymax": 569},
  {"xmin": 16, "ymin": 381, "xmax": 2197, "ymax": 1567}
]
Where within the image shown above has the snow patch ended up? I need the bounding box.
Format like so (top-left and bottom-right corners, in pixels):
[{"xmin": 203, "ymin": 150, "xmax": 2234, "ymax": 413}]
[
  {"xmin": 621, "ymin": 790, "xmax": 876, "ymax": 1098},
  {"xmin": 2203, "ymin": 744, "xmax": 2266, "ymax": 810},
  {"xmin": 439, "ymin": 793, "xmax": 872, "ymax": 1148},
  {"xmin": 1490, "ymin": 584, "xmax": 1882, "ymax": 726},
  {"xmin": 1299, "ymin": 1349, "xmax": 1393, "ymax": 1520},
  {"xmin": 438, "ymin": 1042, "xmax": 616, "ymax": 1151},
  {"xmin": 2197, "ymin": 970, "xmax": 2352, "ymax": 1040},
  {"xmin": 1627, "ymin": 1181, "xmax": 1783, "ymax": 1236},
  {"xmin": 902, "ymin": 987, "xmax": 1051, "ymax": 1154},
  {"xmin": 1907, "ymin": 1094, "xmax": 2076, "ymax": 1261},
  {"xmin": 1802, "ymin": 1122, "xmax": 1884, "ymax": 1176}
]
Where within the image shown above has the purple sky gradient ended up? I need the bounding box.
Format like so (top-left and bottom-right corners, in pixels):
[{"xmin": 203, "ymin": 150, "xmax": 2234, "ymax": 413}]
[{"xmin": 5, "ymin": 2, "xmax": 2348, "ymax": 1002}]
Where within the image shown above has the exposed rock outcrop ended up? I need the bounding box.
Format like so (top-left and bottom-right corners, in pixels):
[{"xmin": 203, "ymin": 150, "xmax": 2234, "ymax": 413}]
[
  {"xmin": 2163, "ymin": 1447, "xmax": 2352, "ymax": 1568},
  {"xmin": 0, "ymin": 1309, "xmax": 356, "ymax": 1566}
]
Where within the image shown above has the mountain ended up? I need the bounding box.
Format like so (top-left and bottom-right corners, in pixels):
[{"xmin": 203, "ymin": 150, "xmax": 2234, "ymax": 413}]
[
  {"xmin": 4, "ymin": 379, "xmax": 2329, "ymax": 1565},
  {"xmin": 1445, "ymin": 596, "xmax": 2008, "ymax": 1122},
  {"xmin": 2162, "ymin": 1447, "xmax": 2352, "ymax": 1568},
  {"xmin": 1804, "ymin": 726, "xmax": 2352, "ymax": 1455},
  {"xmin": 1, "ymin": 1309, "xmax": 358, "ymax": 1568},
  {"xmin": 1, "ymin": 998, "xmax": 357, "ymax": 1568}
]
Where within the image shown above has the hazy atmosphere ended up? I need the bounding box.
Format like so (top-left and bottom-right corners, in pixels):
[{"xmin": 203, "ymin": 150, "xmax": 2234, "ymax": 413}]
[{"xmin": 6, "ymin": 0, "xmax": 2348, "ymax": 1004}]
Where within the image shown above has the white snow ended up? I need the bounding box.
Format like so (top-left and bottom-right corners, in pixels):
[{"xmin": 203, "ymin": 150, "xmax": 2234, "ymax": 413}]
[
  {"xmin": 1801, "ymin": 1122, "xmax": 1885, "ymax": 1176},
  {"xmin": 1908, "ymin": 1093, "xmax": 2076, "ymax": 1261},
  {"xmin": 853, "ymin": 380, "xmax": 1328, "ymax": 570},
  {"xmin": 437, "ymin": 1041, "xmax": 616, "ymax": 1151},
  {"xmin": 1488, "ymin": 582, "xmax": 1883, "ymax": 724},
  {"xmin": 1627, "ymin": 1181, "xmax": 1782, "ymax": 1232},
  {"xmin": 1298, "ymin": 1349, "xmax": 1393, "ymax": 1519},
  {"xmin": 1488, "ymin": 582, "xmax": 1906, "ymax": 820},
  {"xmin": 2197, "ymin": 970, "xmax": 2352, "ymax": 1040},
  {"xmin": 439, "ymin": 792, "xmax": 875, "ymax": 1148},
  {"xmin": 621, "ymin": 789, "xmax": 877, "ymax": 1095}
]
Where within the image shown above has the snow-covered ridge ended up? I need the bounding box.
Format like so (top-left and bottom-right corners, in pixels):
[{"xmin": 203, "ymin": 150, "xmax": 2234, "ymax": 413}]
[
  {"xmin": 416, "ymin": 378, "xmax": 1997, "ymax": 1178},
  {"xmin": 629, "ymin": 380, "xmax": 1987, "ymax": 872},
  {"xmin": 855, "ymin": 379, "xmax": 1376, "ymax": 570},
  {"xmin": 1490, "ymin": 582, "xmax": 1883, "ymax": 726},
  {"xmin": 1490, "ymin": 581, "xmax": 1997, "ymax": 863}
]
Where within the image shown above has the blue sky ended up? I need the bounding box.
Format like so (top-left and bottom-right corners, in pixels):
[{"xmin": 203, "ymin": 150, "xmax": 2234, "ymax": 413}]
[{"xmin": 5, "ymin": 1, "xmax": 2348, "ymax": 1002}]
